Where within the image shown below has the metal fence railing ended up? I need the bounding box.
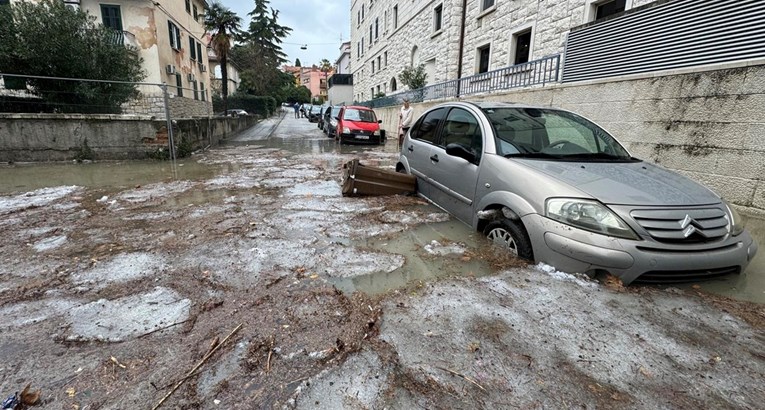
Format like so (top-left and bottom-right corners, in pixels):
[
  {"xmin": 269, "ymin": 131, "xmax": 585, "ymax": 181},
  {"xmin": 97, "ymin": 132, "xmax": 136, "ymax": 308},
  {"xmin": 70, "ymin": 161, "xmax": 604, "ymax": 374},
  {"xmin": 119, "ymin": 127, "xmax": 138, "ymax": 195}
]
[
  {"xmin": 0, "ymin": 72, "xmax": 189, "ymax": 159},
  {"xmin": 360, "ymin": 54, "xmax": 561, "ymax": 108}
]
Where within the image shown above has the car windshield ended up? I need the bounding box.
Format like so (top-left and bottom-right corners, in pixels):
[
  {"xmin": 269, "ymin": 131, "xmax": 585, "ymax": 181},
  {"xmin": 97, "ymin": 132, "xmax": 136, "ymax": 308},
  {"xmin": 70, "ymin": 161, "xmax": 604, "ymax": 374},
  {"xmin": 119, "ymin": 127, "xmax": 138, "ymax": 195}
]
[
  {"xmin": 482, "ymin": 107, "xmax": 633, "ymax": 161},
  {"xmin": 343, "ymin": 108, "xmax": 377, "ymax": 122},
  {"xmin": 312, "ymin": 106, "xmax": 322, "ymax": 113}
]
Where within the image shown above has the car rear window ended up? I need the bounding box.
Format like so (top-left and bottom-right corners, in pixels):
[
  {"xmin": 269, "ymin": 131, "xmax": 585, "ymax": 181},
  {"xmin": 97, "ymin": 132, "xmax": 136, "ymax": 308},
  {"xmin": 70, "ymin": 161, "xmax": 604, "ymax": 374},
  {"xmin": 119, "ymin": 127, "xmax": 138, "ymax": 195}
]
[{"xmin": 343, "ymin": 108, "xmax": 377, "ymax": 122}]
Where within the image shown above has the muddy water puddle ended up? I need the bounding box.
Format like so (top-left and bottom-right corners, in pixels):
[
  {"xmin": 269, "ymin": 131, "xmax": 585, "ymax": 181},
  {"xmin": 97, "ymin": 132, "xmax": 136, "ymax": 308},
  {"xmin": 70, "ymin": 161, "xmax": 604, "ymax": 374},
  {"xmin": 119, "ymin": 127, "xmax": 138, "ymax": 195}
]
[
  {"xmin": 675, "ymin": 214, "xmax": 765, "ymax": 303},
  {"xmin": 332, "ymin": 220, "xmax": 495, "ymax": 294},
  {"xmin": 0, "ymin": 158, "xmax": 225, "ymax": 194}
]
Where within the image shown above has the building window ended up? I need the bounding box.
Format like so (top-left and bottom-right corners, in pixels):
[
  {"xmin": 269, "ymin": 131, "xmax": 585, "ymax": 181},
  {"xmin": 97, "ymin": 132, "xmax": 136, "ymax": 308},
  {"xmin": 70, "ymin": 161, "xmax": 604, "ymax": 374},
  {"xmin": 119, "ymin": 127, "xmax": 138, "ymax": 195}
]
[
  {"xmin": 193, "ymin": 80, "xmax": 198, "ymax": 100},
  {"xmin": 375, "ymin": 17, "xmax": 379, "ymax": 39},
  {"xmin": 391, "ymin": 77, "xmax": 397, "ymax": 91},
  {"xmin": 434, "ymin": 4, "xmax": 443, "ymax": 32},
  {"xmin": 185, "ymin": 0, "xmax": 190, "ymax": 13},
  {"xmin": 513, "ymin": 29, "xmax": 532, "ymax": 65},
  {"xmin": 193, "ymin": 5, "xmax": 198, "ymax": 20},
  {"xmin": 200, "ymin": 82, "xmax": 206, "ymax": 101},
  {"xmin": 357, "ymin": 10, "xmax": 360, "ymax": 26},
  {"xmin": 175, "ymin": 74, "xmax": 183, "ymax": 97},
  {"xmin": 100, "ymin": 5, "xmax": 122, "ymax": 31},
  {"xmin": 369, "ymin": 24, "xmax": 373, "ymax": 44},
  {"xmin": 481, "ymin": 0, "xmax": 495, "ymax": 11},
  {"xmin": 377, "ymin": 56, "xmax": 381, "ymax": 71},
  {"xmin": 197, "ymin": 42, "xmax": 202, "ymax": 63},
  {"xmin": 361, "ymin": 38, "xmax": 364, "ymax": 54},
  {"xmin": 384, "ymin": 51, "xmax": 388, "ymax": 66},
  {"xmin": 189, "ymin": 37, "xmax": 196, "ymax": 60},
  {"xmin": 361, "ymin": 4, "xmax": 365, "ymax": 20},
  {"xmin": 393, "ymin": 5, "xmax": 398, "ymax": 29},
  {"xmin": 595, "ymin": 0, "xmax": 626, "ymax": 20},
  {"xmin": 376, "ymin": 85, "xmax": 380, "ymax": 95},
  {"xmin": 168, "ymin": 21, "xmax": 181, "ymax": 50},
  {"xmin": 477, "ymin": 44, "xmax": 490, "ymax": 73},
  {"xmin": 371, "ymin": 61, "xmax": 375, "ymax": 74}
]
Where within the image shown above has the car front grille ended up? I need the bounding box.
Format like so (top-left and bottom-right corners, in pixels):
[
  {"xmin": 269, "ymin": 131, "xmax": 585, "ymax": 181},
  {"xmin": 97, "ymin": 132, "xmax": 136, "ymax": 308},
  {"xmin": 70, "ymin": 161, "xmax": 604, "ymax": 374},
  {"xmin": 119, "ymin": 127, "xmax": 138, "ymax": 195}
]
[
  {"xmin": 630, "ymin": 208, "xmax": 729, "ymax": 244},
  {"xmin": 633, "ymin": 266, "xmax": 740, "ymax": 284}
]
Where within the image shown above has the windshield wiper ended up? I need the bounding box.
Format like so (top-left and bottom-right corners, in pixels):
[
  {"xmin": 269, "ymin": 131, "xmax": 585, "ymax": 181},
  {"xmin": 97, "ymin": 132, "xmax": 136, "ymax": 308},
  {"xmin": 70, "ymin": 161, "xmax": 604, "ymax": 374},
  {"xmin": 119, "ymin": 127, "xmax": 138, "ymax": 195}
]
[
  {"xmin": 561, "ymin": 153, "xmax": 632, "ymax": 161},
  {"xmin": 504, "ymin": 152, "xmax": 563, "ymax": 159}
]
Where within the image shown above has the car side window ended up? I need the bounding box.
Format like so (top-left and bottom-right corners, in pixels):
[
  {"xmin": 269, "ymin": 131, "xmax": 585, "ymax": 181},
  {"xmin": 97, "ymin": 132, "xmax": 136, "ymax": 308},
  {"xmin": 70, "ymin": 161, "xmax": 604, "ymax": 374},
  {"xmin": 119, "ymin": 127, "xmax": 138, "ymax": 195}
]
[
  {"xmin": 410, "ymin": 108, "xmax": 447, "ymax": 144},
  {"xmin": 441, "ymin": 108, "xmax": 483, "ymax": 162}
]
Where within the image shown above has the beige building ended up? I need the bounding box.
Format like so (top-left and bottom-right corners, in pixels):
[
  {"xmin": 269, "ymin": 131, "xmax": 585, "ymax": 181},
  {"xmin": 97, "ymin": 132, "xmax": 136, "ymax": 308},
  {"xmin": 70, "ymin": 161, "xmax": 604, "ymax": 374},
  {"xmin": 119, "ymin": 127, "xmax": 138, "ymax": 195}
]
[
  {"xmin": 8, "ymin": 0, "xmax": 213, "ymax": 116},
  {"xmin": 207, "ymin": 47, "xmax": 241, "ymax": 98}
]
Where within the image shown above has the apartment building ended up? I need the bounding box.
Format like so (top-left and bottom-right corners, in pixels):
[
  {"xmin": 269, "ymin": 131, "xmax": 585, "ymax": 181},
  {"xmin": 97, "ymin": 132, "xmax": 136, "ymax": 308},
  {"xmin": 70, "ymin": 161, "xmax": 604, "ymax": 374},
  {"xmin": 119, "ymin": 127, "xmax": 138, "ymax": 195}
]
[
  {"xmin": 349, "ymin": 0, "xmax": 654, "ymax": 102},
  {"xmin": 283, "ymin": 65, "xmax": 336, "ymax": 101},
  {"xmin": 5, "ymin": 0, "xmax": 213, "ymax": 116}
]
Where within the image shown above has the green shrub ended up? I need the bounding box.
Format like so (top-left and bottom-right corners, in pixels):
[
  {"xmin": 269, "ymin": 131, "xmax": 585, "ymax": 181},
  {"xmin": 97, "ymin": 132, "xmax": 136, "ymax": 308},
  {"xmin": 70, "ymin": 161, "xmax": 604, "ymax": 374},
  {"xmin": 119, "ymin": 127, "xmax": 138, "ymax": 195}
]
[{"xmin": 213, "ymin": 93, "xmax": 277, "ymax": 116}]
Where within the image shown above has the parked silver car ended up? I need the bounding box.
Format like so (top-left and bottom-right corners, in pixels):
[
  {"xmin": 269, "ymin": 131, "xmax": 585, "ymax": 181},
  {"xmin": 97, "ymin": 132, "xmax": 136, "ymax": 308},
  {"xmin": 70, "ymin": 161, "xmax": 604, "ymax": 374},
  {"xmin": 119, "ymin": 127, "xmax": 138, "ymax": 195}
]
[{"xmin": 397, "ymin": 102, "xmax": 758, "ymax": 284}]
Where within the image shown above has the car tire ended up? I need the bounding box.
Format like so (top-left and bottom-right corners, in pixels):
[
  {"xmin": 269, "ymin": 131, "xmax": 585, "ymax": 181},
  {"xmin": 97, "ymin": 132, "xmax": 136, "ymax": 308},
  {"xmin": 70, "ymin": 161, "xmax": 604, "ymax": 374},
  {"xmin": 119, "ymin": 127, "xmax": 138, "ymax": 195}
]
[{"xmin": 483, "ymin": 219, "xmax": 534, "ymax": 260}]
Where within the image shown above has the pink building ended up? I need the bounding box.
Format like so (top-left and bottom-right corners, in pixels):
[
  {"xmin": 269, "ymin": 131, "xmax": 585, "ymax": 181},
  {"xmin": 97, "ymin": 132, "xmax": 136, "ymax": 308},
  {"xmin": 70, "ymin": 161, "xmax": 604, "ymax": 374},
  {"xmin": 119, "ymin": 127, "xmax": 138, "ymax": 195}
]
[{"xmin": 283, "ymin": 65, "xmax": 335, "ymax": 100}]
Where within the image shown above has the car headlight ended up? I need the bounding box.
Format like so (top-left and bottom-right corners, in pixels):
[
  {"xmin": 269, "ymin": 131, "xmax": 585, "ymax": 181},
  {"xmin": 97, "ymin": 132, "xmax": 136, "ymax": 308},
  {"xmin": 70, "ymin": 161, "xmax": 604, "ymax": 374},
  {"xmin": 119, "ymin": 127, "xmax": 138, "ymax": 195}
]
[
  {"xmin": 342, "ymin": 126, "xmax": 351, "ymax": 134},
  {"xmin": 330, "ymin": 119, "xmax": 337, "ymax": 127},
  {"xmin": 723, "ymin": 200, "xmax": 745, "ymax": 236},
  {"xmin": 546, "ymin": 198, "xmax": 639, "ymax": 240}
]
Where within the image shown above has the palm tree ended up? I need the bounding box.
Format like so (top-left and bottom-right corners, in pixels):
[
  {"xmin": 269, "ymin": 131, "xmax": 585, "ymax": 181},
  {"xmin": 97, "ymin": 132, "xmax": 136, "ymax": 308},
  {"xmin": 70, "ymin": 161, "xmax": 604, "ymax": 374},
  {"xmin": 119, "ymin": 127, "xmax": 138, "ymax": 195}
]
[
  {"xmin": 205, "ymin": 1, "xmax": 242, "ymax": 114},
  {"xmin": 319, "ymin": 58, "xmax": 332, "ymax": 100}
]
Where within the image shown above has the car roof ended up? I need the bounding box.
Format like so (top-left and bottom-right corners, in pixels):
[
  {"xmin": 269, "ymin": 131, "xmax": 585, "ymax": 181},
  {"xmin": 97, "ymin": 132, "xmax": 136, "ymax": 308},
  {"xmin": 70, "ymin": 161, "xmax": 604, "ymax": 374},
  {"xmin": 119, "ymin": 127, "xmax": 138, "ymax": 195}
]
[
  {"xmin": 432, "ymin": 101, "xmax": 550, "ymax": 111},
  {"xmin": 343, "ymin": 105, "xmax": 374, "ymax": 110}
]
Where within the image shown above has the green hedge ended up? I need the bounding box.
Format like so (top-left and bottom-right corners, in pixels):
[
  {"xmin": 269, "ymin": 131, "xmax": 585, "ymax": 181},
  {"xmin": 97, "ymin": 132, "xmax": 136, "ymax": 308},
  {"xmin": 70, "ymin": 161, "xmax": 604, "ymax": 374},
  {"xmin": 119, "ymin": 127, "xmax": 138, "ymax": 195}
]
[{"xmin": 212, "ymin": 94, "xmax": 277, "ymax": 116}]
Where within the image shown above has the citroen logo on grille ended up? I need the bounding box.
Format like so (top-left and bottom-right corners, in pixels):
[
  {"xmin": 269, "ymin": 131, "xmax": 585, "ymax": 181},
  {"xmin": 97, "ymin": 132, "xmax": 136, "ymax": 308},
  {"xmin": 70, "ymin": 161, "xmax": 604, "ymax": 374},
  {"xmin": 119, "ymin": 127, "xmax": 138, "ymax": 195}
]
[{"xmin": 679, "ymin": 214, "xmax": 697, "ymax": 238}]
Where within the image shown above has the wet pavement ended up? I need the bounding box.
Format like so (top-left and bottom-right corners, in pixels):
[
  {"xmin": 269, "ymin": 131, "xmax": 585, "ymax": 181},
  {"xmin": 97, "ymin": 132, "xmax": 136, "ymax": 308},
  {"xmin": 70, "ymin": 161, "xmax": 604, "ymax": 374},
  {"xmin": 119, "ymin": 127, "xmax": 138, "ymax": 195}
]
[
  {"xmin": 0, "ymin": 108, "xmax": 764, "ymax": 408},
  {"xmin": 2, "ymin": 108, "xmax": 763, "ymax": 303}
]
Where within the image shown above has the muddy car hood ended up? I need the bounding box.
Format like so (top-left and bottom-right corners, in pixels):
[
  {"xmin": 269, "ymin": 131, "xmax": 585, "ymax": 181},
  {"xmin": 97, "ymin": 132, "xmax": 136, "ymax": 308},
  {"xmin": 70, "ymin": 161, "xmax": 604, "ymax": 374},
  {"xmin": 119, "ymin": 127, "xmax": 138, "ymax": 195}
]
[{"xmin": 517, "ymin": 159, "xmax": 720, "ymax": 206}]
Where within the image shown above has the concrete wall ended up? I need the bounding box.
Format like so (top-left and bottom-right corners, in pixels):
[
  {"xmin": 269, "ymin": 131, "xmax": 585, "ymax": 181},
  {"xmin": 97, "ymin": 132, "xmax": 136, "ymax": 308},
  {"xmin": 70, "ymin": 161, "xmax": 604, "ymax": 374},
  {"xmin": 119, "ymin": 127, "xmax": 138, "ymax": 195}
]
[
  {"xmin": 328, "ymin": 85, "xmax": 354, "ymax": 106},
  {"xmin": 371, "ymin": 63, "xmax": 765, "ymax": 212},
  {"xmin": 0, "ymin": 113, "xmax": 257, "ymax": 162}
]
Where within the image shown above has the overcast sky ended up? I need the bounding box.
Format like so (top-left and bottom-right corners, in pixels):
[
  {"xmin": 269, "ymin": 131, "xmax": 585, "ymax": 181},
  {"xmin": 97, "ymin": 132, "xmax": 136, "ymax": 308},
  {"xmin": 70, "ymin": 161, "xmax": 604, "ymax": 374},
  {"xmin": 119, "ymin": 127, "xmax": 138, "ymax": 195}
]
[{"xmin": 225, "ymin": 0, "xmax": 350, "ymax": 67}]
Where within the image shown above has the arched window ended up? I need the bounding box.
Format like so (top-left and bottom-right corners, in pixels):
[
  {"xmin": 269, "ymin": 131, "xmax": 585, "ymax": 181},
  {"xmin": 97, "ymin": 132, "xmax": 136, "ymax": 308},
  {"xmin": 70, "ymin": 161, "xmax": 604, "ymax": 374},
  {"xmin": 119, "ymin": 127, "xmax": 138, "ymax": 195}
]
[
  {"xmin": 390, "ymin": 77, "xmax": 397, "ymax": 92},
  {"xmin": 410, "ymin": 46, "xmax": 419, "ymax": 67}
]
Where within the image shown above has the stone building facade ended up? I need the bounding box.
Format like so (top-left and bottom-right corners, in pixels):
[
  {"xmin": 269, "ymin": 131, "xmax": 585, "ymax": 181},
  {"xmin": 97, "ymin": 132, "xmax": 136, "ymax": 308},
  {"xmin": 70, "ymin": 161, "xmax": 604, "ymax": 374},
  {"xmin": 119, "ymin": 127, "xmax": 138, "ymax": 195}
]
[{"xmin": 350, "ymin": 0, "xmax": 655, "ymax": 102}]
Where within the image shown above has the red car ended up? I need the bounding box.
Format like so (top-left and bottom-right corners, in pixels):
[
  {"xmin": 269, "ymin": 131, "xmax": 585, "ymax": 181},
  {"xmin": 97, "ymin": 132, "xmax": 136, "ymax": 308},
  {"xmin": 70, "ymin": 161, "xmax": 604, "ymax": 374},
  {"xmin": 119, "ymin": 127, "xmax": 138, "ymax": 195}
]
[{"xmin": 335, "ymin": 106, "xmax": 384, "ymax": 145}]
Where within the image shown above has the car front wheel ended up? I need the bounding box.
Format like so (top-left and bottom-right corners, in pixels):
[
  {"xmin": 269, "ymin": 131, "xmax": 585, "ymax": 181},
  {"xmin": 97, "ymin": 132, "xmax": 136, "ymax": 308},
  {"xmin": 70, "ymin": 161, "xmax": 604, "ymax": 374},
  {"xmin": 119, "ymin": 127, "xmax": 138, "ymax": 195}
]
[{"xmin": 483, "ymin": 219, "xmax": 533, "ymax": 260}]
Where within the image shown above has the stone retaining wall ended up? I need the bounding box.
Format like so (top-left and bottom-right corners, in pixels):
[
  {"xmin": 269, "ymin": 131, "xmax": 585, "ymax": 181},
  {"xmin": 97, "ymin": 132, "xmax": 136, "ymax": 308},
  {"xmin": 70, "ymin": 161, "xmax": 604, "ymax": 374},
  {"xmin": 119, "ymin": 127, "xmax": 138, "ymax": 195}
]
[
  {"xmin": 373, "ymin": 63, "xmax": 765, "ymax": 212},
  {"xmin": 0, "ymin": 113, "xmax": 256, "ymax": 162}
]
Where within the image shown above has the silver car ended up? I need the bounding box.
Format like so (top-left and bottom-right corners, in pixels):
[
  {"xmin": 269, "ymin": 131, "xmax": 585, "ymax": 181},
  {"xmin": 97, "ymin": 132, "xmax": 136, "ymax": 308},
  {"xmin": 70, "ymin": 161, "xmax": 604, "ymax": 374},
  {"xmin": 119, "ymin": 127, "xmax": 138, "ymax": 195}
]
[{"xmin": 396, "ymin": 102, "xmax": 758, "ymax": 284}]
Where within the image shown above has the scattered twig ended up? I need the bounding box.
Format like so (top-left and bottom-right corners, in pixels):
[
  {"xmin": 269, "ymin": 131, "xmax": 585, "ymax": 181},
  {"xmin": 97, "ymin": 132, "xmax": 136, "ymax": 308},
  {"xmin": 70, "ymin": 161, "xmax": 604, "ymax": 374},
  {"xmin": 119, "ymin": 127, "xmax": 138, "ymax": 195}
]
[
  {"xmin": 285, "ymin": 375, "xmax": 309, "ymax": 386},
  {"xmin": 435, "ymin": 366, "xmax": 486, "ymax": 391},
  {"xmin": 151, "ymin": 323, "xmax": 243, "ymax": 410},
  {"xmin": 266, "ymin": 336, "xmax": 275, "ymax": 373},
  {"xmin": 138, "ymin": 320, "xmax": 189, "ymax": 339}
]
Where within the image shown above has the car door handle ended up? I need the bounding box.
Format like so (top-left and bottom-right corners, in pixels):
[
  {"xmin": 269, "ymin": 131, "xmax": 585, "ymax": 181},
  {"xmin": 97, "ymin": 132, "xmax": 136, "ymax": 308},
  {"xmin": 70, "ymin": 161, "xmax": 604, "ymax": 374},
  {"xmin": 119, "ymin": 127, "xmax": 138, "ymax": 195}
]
[
  {"xmin": 430, "ymin": 154, "xmax": 439, "ymax": 162},
  {"xmin": 407, "ymin": 145, "xmax": 414, "ymax": 152}
]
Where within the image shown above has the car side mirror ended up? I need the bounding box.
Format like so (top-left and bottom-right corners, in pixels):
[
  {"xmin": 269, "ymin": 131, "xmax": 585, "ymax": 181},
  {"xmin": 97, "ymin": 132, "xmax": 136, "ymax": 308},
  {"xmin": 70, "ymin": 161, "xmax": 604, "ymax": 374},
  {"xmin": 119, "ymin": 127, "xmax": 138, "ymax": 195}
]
[
  {"xmin": 334, "ymin": 116, "xmax": 340, "ymax": 120},
  {"xmin": 445, "ymin": 143, "xmax": 476, "ymax": 163},
  {"xmin": 377, "ymin": 119, "xmax": 382, "ymax": 123}
]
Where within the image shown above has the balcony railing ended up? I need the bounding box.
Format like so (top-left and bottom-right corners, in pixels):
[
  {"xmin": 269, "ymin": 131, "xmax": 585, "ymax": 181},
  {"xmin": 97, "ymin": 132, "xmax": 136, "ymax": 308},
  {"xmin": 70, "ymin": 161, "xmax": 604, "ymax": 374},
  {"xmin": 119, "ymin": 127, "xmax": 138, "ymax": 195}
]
[
  {"xmin": 106, "ymin": 30, "xmax": 139, "ymax": 49},
  {"xmin": 360, "ymin": 54, "xmax": 560, "ymax": 108}
]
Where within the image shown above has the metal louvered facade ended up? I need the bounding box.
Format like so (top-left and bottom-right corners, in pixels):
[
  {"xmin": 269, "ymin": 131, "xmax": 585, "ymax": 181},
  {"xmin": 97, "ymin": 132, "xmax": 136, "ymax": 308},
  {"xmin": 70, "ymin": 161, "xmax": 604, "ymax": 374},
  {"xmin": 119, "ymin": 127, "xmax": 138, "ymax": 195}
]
[{"xmin": 562, "ymin": 0, "xmax": 765, "ymax": 82}]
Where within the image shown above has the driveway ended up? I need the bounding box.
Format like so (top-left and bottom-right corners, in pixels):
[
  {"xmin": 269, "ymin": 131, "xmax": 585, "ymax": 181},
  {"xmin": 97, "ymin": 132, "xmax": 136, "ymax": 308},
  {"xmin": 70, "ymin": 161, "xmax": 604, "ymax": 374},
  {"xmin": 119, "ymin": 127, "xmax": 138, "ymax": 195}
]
[{"xmin": 0, "ymin": 111, "xmax": 763, "ymax": 409}]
